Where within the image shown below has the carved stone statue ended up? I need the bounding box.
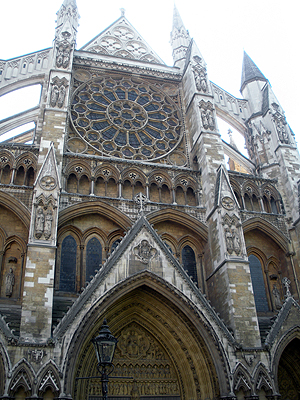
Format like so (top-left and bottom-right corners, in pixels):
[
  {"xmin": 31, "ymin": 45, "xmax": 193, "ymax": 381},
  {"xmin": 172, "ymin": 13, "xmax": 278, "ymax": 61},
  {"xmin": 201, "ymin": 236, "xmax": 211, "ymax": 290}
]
[
  {"xmin": 225, "ymin": 228, "xmax": 234, "ymax": 254},
  {"xmin": 50, "ymin": 77, "xmax": 68, "ymax": 108},
  {"xmin": 5, "ymin": 268, "xmax": 15, "ymax": 297},
  {"xmin": 56, "ymin": 42, "xmax": 72, "ymax": 69},
  {"xmin": 57, "ymin": 85, "xmax": 66, "ymax": 108},
  {"xmin": 199, "ymin": 100, "xmax": 215, "ymax": 131},
  {"xmin": 44, "ymin": 209, "xmax": 53, "ymax": 240},
  {"xmin": 272, "ymin": 284, "xmax": 282, "ymax": 309},
  {"xmin": 35, "ymin": 207, "xmax": 45, "ymax": 239},
  {"xmin": 50, "ymin": 85, "xmax": 59, "ymax": 108},
  {"xmin": 193, "ymin": 67, "xmax": 208, "ymax": 92}
]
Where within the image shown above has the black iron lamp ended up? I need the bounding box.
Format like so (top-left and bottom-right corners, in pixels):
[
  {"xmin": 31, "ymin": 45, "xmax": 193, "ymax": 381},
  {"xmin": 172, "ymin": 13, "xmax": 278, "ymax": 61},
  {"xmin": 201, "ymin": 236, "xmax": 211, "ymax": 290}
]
[{"xmin": 92, "ymin": 319, "xmax": 118, "ymax": 400}]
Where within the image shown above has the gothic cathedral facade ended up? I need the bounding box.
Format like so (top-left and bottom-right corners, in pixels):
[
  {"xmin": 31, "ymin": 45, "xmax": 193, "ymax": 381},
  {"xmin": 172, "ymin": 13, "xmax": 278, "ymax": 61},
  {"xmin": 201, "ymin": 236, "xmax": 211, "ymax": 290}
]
[{"xmin": 0, "ymin": 1, "xmax": 299, "ymax": 399}]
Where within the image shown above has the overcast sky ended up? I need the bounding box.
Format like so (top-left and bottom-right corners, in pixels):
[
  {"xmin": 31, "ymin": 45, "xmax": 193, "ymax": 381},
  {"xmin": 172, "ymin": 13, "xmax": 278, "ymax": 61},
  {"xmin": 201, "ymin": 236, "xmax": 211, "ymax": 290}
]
[{"xmin": 0, "ymin": 0, "xmax": 298, "ymax": 148}]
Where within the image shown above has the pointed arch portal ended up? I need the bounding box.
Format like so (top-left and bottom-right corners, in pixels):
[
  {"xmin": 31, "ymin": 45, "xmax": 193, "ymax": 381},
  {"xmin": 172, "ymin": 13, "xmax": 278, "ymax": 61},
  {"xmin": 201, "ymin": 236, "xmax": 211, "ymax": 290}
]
[{"xmin": 64, "ymin": 277, "xmax": 225, "ymax": 400}]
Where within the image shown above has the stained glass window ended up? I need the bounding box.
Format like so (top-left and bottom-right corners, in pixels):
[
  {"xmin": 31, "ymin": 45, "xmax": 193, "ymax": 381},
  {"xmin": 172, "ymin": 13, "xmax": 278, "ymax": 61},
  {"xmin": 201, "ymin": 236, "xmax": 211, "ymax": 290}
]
[
  {"xmin": 60, "ymin": 235, "xmax": 77, "ymax": 292},
  {"xmin": 182, "ymin": 245, "xmax": 198, "ymax": 285},
  {"xmin": 86, "ymin": 238, "xmax": 102, "ymax": 282}
]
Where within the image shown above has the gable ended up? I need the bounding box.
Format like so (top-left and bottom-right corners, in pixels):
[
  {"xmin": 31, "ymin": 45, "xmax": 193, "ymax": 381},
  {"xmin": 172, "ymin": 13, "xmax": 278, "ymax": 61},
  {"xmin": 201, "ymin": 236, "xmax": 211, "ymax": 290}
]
[{"xmin": 80, "ymin": 16, "xmax": 165, "ymax": 65}]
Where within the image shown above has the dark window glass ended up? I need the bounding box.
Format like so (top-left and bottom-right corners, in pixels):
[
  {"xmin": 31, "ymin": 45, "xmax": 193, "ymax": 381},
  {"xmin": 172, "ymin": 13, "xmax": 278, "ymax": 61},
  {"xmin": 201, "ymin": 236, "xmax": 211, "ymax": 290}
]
[
  {"xmin": 60, "ymin": 235, "xmax": 77, "ymax": 292},
  {"xmin": 111, "ymin": 239, "xmax": 121, "ymax": 253},
  {"xmin": 182, "ymin": 245, "xmax": 198, "ymax": 285},
  {"xmin": 248, "ymin": 254, "xmax": 269, "ymax": 312},
  {"xmin": 86, "ymin": 238, "xmax": 102, "ymax": 282}
]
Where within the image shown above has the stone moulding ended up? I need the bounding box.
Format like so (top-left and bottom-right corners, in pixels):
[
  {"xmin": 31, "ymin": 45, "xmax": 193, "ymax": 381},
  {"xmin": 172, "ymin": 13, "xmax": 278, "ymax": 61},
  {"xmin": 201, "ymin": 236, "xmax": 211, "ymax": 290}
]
[
  {"xmin": 53, "ymin": 216, "xmax": 236, "ymax": 350},
  {"xmin": 73, "ymin": 55, "xmax": 182, "ymax": 81}
]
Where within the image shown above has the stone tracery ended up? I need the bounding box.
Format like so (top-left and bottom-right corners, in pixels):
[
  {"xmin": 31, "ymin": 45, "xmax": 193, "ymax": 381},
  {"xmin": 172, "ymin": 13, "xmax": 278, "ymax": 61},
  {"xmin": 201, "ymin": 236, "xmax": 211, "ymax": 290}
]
[{"xmin": 70, "ymin": 76, "xmax": 182, "ymax": 161}]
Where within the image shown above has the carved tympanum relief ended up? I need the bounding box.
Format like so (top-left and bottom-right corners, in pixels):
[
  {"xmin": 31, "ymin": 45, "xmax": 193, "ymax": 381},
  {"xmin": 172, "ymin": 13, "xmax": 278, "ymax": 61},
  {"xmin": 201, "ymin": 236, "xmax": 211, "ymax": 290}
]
[
  {"xmin": 88, "ymin": 323, "xmax": 179, "ymax": 398},
  {"xmin": 134, "ymin": 240, "xmax": 157, "ymax": 264}
]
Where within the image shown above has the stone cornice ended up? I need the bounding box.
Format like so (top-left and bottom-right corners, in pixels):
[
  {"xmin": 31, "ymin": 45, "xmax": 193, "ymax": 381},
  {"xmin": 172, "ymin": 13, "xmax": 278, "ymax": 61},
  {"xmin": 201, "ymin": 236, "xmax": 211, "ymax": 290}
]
[{"xmin": 73, "ymin": 54, "xmax": 182, "ymax": 81}]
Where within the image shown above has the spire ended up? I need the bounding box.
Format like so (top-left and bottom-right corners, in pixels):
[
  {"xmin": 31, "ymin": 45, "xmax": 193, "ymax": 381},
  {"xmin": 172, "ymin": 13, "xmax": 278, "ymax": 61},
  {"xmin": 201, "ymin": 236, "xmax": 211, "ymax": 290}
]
[
  {"xmin": 56, "ymin": 0, "xmax": 79, "ymax": 42},
  {"xmin": 240, "ymin": 52, "xmax": 267, "ymax": 92},
  {"xmin": 170, "ymin": 5, "xmax": 191, "ymax": 67},
  {"xmin": 173, "ymin": 4, "xmax": 185, "ymax": 30}
]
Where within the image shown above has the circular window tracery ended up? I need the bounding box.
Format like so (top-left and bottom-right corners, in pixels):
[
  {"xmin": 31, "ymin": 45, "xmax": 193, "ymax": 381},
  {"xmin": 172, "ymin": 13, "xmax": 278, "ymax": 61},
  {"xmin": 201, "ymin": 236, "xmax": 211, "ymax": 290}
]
[{"xmin": 70, "ymin": 76, "xmax": 182, "ymax": 160}]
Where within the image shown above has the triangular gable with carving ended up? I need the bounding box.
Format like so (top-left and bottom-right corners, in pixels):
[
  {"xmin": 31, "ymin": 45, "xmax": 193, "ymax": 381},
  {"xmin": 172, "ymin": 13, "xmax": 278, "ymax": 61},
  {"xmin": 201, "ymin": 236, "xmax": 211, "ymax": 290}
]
[
  {"xmin": 264, "ymin": 295, "xmax": 300, "ymax": 349},
  {"xmin": 54, "ymin": 216, "xmax": 236, "ymax": 348},
  {"xmin": 80, "ymin": 14, "xmax": 165, "ymax": 65},
  {"xmin": 214, "ymin": 164, "xmax": 240, "ymax": 210}
]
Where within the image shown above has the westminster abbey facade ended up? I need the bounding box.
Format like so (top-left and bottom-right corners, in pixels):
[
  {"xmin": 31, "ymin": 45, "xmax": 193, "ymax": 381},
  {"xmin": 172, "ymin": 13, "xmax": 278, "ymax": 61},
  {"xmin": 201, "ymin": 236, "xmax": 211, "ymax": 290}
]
[{"xmin": 0, "ymin": 0, "xmax": 299, "ymax": 399}]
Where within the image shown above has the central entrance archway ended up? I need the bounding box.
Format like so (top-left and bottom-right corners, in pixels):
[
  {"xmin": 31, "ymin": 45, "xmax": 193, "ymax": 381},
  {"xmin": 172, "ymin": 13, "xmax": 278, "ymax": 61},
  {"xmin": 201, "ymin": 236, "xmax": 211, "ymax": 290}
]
[{"xmin": 67, "ymin": 277, "xmax": 226, "ymax": 400}]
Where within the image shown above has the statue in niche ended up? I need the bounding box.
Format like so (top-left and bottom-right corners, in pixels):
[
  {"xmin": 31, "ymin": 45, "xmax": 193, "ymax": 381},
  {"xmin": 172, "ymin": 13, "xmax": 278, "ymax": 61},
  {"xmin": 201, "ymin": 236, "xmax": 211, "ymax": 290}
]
[
  {"xmin": 272, "ymin": 284, "xmax": 282, "ymax": 309},
  {"xmin": 56, "ymin": 42, "xmax": 72, "ymax": 69},
  {"xmin": 35, "ymin": 207, "xmax": 45, "ymax": 239},
  {"xmin": 5, "ymin": 268, "xmax": 15, "ymax": 297},
  {"xmin": 50, "ymin": 77, "xmax": 68, "ymax": 108},
  {"xmin": 225, "ymin": 228, "xmax": 234, "ymax": 254},
  {"xmin": 207, "ymin": 109, "xmax": 215, "ymax": 129},
  {"xmin": 57, "ymin": 85, "xmax": 66, "ymax": 108},
  {"xmin": 44, "ymin": 209, "xmax": 53, "ymax": 240},
  {"xmin": 50, "ymin": 85, "xmax": 59, "ymax": 108},
  {"xmin": 199, "ymin": 100, "xmax": 215, "ymax": 130},
  {"xmin": 193, "ymin": 66, "xmax": 208, "ymax": 92},
  {"xmin": 223, "ymin": 216, "xmax": 242, "ymax": 256}
]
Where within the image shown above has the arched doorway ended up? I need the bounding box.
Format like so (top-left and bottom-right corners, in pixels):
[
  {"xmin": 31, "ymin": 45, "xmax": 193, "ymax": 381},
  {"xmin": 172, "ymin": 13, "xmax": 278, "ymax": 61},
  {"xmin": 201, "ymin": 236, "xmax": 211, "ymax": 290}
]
[
  {"xmin": 66, "ymin": 280, "xmax": 226, "ymax": 400},
  {"xmin": 277, "ymin": 338, "xmax": 300, "ymax": 399}
]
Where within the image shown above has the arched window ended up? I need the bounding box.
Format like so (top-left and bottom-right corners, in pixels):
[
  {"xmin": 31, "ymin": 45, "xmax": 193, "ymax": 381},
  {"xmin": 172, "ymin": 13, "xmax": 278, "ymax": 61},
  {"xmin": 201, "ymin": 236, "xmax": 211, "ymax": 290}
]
[
  {"xmin": 95, "ymin": 176, "xmax": 105, "ymax": 196},
  {"xmin": 86, "ymin": 237, "xmax": 102, "ymax": 282},
  {"xmin": 78, "ymin": 174, "xmax": 90, "ymax": 195},
  {"xmin": 252, "ymin": 194, "xmax": 260, "ymax": 212},
  {"xmin": 150, "ymin": 183, "xmax": 159, "ymax": 202},
  {"xmin": 175, "ymin": 186, "xmax": 185, "ymax": 205},
  {"xmin": 270, "ymin": 197, "xmax": 278, "ymax": 214},
  {"xmin": 186, "ymin": 187, "xmax": 196, "ymax": 206},
  {"xmin": 66, "ymin": 173, "xmax": 77, "ymax": 193},
  {"xmin": 161, "ymin": 184, "xmax": 171, "ymax": 204},
  {"xmin": 263, "ymin": 196, "xmax": 271, "ymax": 213},
  {"xmin": 25, "ymin": 166, "xmax": 35, "ymax": 186},
  {"xmin": 248, "ymin": 254, "xmax": 269, "ymax": 312},
  {"xmin": 163, "ymin": 241, "xmax": 173, "ymax": 254},
  {"xmin": 134, "ymin": 180, "xmax": 144, "ymax": 196},
  {"xmin": 107, "ymin": 177, "xmax": 118, "ymax": 197},
  {"xmin": 14, "ymin": 166, "xmax": 25, "ymax": 185},
  {"xmin": 244, "ymin": 193, "xmax": 252, "ymax": 211},
  {"xmin": 123, "ymin": 180, "xmax": 132, "ymax": 199},
  {"xmin": 59, "ymin": 235, "xmax": 77, "ymax": 292},
  {"xmin": 111, "ymin": 239, "xmax": 121, "ymax": 253},
  {"xmin": 1, "ymin": 165, "xmax": 11, "ymax": 184},
  {"xmin": 182, "ymin": 245, "xmax": 198, "ymax": 285}
]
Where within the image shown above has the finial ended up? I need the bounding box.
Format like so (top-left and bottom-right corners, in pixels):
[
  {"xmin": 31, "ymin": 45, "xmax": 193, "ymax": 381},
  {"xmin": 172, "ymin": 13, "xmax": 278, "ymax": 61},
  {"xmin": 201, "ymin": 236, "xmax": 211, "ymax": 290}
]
[{"xmin": 120, "ymin": 8, "xmax": 125, "ymax": 17}]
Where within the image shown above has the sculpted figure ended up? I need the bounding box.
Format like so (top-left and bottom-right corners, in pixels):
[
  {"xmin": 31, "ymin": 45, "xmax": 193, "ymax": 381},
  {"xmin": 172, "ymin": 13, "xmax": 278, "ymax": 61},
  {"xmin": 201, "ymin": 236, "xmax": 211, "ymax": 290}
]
[
  {"xmin": 44, "ymin": 209, "xmax": 53, "ymax": 240},
  {"xmin": 50, "ymin": 85, "xmax": 59, "ymax": 107},
  {"xmin": 57, "ymin": 85, "xmax": 66, "ymax": 108},
  {"xmin": 207, "ymin": 109, "xmax": 215, "ymax": 129},
  {"xmin": 5, "ymin": 268, "xmax": 15, "ymax": 297},
  {"xmin": 272, "ymin": 284, "xmax": 282, "ymax": 309},
  {"xmin": 35, "ymin": 207, "xmax": 45, "ymax": 239},
  {"xmin": 225, "ymin": 228, "xmax": 233, "ymax": 254}
]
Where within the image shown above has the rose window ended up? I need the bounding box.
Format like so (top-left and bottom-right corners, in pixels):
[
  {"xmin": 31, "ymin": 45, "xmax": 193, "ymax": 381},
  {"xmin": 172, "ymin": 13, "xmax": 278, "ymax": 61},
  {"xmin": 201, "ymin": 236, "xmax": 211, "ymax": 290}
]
[{"xmin": 70, "ymin": 76, "xmax": 182, "ymax": 160}]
